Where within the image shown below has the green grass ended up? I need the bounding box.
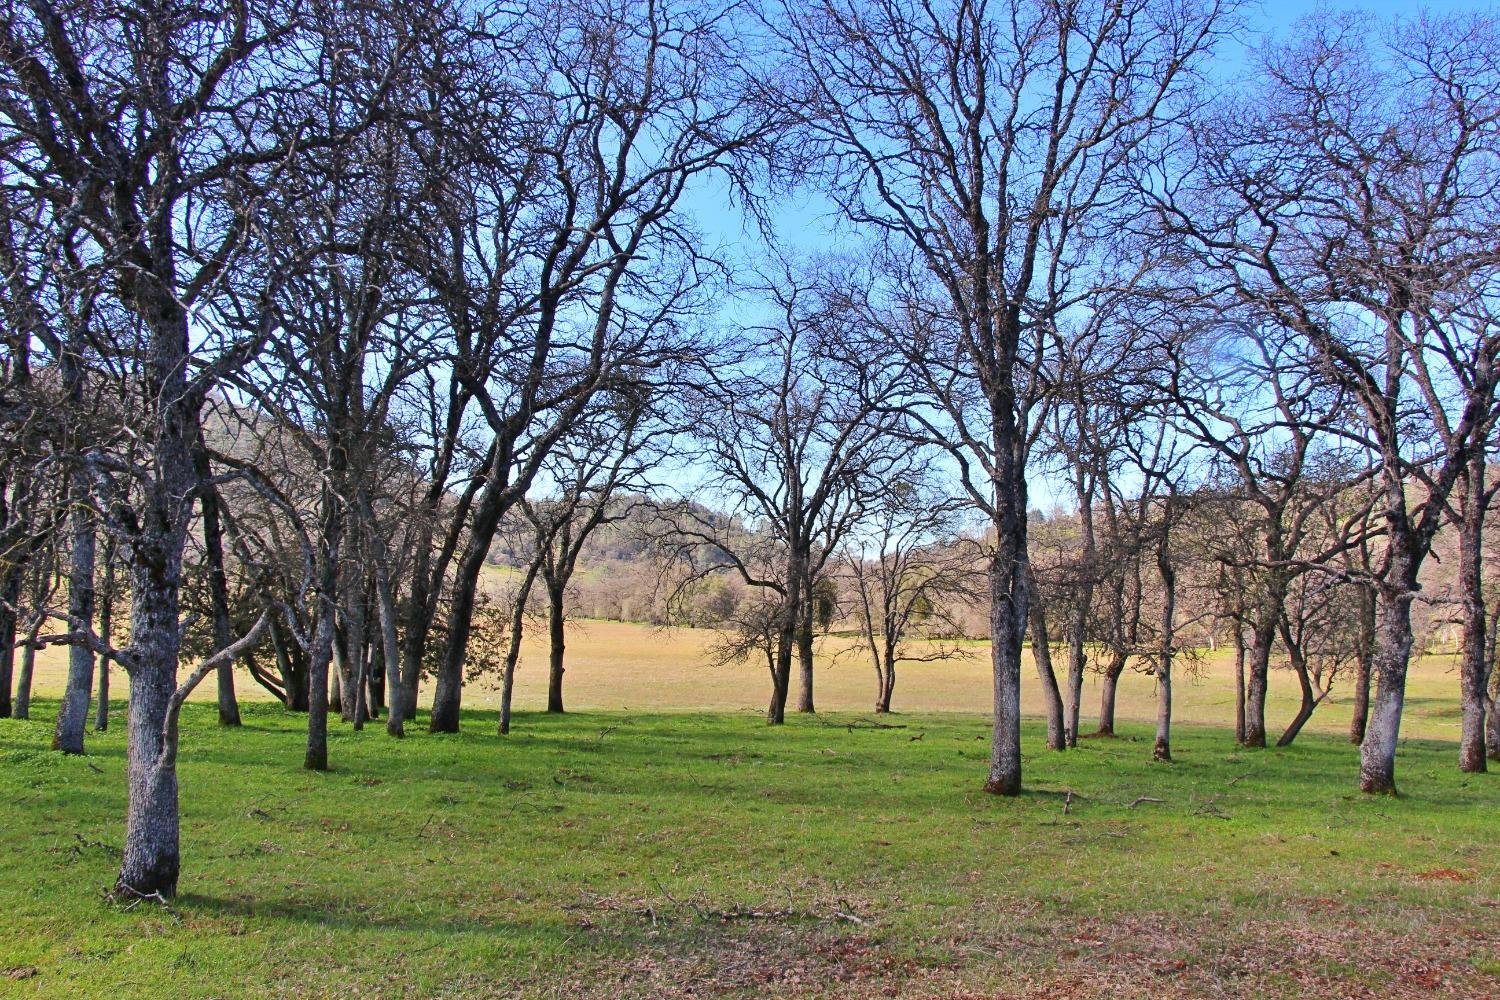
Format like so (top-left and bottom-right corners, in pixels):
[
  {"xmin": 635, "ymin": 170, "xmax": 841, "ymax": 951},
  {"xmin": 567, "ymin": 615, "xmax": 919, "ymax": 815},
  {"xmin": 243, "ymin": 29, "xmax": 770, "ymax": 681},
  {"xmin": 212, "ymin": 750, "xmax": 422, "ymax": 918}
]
[{"xmin": 2, "ymin": 701, "xmax": 1497, "ymax": 998}]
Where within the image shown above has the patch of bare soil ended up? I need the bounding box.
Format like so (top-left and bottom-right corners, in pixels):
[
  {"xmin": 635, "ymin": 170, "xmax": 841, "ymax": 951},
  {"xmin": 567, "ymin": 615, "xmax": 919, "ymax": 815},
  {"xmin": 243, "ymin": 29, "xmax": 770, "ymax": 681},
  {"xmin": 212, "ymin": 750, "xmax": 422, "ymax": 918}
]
[{"xmin": 492, "ymin": 896, "xmax": 1500, "ymax": 1000}]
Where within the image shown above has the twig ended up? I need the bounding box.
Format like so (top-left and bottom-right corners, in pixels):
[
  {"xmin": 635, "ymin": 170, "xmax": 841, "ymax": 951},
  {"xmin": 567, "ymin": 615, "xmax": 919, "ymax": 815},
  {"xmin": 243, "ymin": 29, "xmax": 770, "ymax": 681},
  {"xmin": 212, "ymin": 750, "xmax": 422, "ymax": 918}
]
[
  {"xmin": 1063, "ymin": 789, "xmax": 1074, "ymax": 815},
  {"xmin": 111, "ymin": 883, "xmax": 181, "ymax": 923},
  {"xmin": 1127, "ymin": 796, "xmax": 1165, "ymax": 808}
]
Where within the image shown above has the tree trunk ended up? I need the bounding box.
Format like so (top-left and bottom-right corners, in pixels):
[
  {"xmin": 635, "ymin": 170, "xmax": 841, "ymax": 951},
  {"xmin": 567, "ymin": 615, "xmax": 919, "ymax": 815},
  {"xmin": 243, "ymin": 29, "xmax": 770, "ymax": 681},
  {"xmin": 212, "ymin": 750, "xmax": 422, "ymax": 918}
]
[
  {"xmin": 1096, "ymin": 652, "xmax": 1125, "ymax": 737},
  {"xmin": 546, "ymin": 579, "xmax": 566, "ymax": 714},
  {"xmin": 53, "ymin": 495, "xmax": 96, "ymax": 755},
  {"xmin": 1275, "ymin": 622, "xmax": 1318, "ymax": 748},
  {"xmin": 1359, "ymin": 535, "xmax": 1420, "ymax": 795},
  {"xmin": 796, "ymin": 589, "xmax": 815, "ymax": 713},
  {"xmin": 1153, "ymin": 537, "xmax": 1176, "ymax": 763},
  {"xmin": 984, "ymin": 539, "xmax": 1026, "ymax": 795},
  {"xmin": 1064, "ymin": 615, "xmax": 1087, "ymax": 749},
  {"xmin": 1027, "ymin": 590, "xmax": 1065, "ymax": 751},
  {"xmin": 500, "ymin": 562, "xmax": 541, "ymax": 735},
  {"xmin": 14, "ymin": 612, "xmax": 40, "ymax": 720},
  {"xmin": 875, "ymin": 647, "xmax": 895, "ymax": 713},
  {"xmin": 271, "ymin": 617, "xmax": 309, "ymax": 712},
  {"xmin": 1242, "ymin": 617, "xmax": 1276, "ymax": 748},
  {"xmin": 95, "ymin": 552, "xmax": 115, "ymax": 732},
  {"xmin": 195, "ymin": 443, "xmax": 241, "ymax": 727},
  {"xmin": 1349, "ymin": 586, "xmax": 1375, "ymax": 745},
  {"xmin": 304, "ymin": 496, "xmax": 342, "ymax": 770},
  {"xmin": 430, "ymin": 468, "xmax": 512, "ymax": 734},
  {"xmin": 1456, "ymin": 458, "xmax": 1488, "ymax": 773},
  {"xmin": 0, "ymin": 563, "xmax": 16, "ymax": 719},
  {"xmin": 114, "ymin": 288, "xmax": 198, "ymax": 898},
  {"xmin": 1232, "ymin": 625, "xmax": 1246, "ymax": 746}
]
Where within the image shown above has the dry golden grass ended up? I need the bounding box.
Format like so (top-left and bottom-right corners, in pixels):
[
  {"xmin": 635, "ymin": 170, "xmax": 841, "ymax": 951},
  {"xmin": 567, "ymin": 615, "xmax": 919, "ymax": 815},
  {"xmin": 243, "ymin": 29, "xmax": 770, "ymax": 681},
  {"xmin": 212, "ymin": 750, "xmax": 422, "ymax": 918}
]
[{"xmin": 25, "ymin": 617, "xmax": 1466, "ymax": 742}]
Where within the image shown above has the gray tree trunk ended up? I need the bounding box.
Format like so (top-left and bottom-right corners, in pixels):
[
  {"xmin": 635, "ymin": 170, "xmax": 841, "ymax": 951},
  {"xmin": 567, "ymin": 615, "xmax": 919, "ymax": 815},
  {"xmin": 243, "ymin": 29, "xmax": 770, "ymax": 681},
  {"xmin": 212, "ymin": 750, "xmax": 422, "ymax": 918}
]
[
  {"xmin": 796, "ymin": 588, "xmax": 815, "ymax": 713},
  {"xmin": 53, "ymin": 495, "xmax": 96, "ymax": 755},
  {"xmin": 1359, "ymin": 537, "xmax": 1420, "ymax": 795},
  {"xmin": 1457, "ymin": 458, "xmax": 1488, "ymax": 772},
  {"xmin": 14, "ymin": 612, "xmax": 41, "ymax": 720},
  {"xmin": 546, "ymin": 579, "xmax": 566, "ymax": 714},
  {"xmin": 1028, "ymin": 592, "xmax": 1065, "ymax": 751}
]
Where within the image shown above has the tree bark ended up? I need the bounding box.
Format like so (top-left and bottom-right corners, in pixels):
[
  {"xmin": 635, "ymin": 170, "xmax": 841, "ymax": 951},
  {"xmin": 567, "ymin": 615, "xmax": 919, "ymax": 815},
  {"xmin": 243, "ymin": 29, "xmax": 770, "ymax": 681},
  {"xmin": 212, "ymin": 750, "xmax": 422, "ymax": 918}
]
[
  {"xmin": 1096, "ymin": 652, "xmax": 1125, "ymax": 737},
  {"xmin": 14, "ymin": 612, "xmax": 40, "ymax": 720},
  {"xmin": 95, "ymin": 551, "xmax": 115, "ymax": 732},
  {"xmin": 52, "ymin": 494, "xmax": 95, "ymax": 755},
  {"xmin": 1242, "ymin": 617, "xmax": 1276, "ymax": 748},
  {"xmin": 546, "ymin": 578, "xmax": 566, "ymax": 714},
  {"xmin": 1232, "ymin": 625, "xmax": 1246, "ymax": 746},
  {"xmin": 1359, "ymin": 534, "xmax": 1420, "ymax": 795},
  {"xmin": 1028, "ymin": 591, "xmax": 1065, "ymax": 751},
  {"xmin": 796, "ymin": 587, "xmax": 815, "ymax": 713},
  {"xmin": 1153, "ymin": 535, "xmax": 1176, "ymax": 763},
  {"xmin": 1349, "ymin": 586, "xmax": 1375, "ymax": 745},
  {"xmin": 984, "ymin": 540, "xmax": 1026, "ymax": 795},
  {"xmin": 194, "ymin": 444, "xmax": 241, "ymax": 727},
  {"xmin": 1457, "ymin": 457, "xmax": 1488, "ymax": 773}
]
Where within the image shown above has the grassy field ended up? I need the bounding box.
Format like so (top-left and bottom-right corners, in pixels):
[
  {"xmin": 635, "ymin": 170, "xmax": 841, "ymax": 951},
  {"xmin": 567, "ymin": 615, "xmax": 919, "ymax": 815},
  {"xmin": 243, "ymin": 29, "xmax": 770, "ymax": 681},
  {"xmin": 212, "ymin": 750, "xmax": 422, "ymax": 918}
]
[
  {"xmin": 4, "ymin": 623, "xmax": 1496, "ymax": 998},
  {"xmin": 20, "ymin": 617, "xmax": 1476, "ymax": 743}
]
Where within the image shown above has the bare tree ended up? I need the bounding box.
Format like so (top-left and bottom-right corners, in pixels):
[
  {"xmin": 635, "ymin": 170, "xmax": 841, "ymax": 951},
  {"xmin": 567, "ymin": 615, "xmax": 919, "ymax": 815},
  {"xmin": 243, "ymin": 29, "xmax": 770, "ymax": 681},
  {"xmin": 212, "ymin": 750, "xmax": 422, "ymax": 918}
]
[
  {"xmin": 843, "ymin": 479, "xmax": 978, "ymax": 714},
  {"xmin": 778, "ymin": 0, "xmax": 1227, "ymax": 792},
  {"xmin": 1162, "ymin": 14, "xmax": 1500, "ymax": 791}
]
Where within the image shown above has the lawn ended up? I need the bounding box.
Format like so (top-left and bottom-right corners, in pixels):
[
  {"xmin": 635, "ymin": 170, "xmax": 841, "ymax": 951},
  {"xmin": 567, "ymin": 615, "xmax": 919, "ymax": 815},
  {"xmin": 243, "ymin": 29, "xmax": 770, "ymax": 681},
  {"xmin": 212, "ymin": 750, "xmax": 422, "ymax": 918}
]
[{"xmin": 1, "ymin": 692, "xmax": 1496, "ymax": 998}]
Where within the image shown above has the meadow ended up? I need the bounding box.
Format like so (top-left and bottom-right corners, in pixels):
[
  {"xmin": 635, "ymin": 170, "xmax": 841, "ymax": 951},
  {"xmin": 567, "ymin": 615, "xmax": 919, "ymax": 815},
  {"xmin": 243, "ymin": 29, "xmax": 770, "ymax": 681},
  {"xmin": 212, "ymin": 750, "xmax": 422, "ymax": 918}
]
[{"xmin": 3, "ymin": 622, "xmax": 1496, "ymax": 998}]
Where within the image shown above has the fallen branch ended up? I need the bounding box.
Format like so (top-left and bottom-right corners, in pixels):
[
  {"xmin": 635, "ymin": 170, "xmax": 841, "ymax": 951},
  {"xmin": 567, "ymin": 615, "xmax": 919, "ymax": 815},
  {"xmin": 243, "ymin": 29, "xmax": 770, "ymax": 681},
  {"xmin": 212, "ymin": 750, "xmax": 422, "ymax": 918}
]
[{"xmin": 1127, "ymin": 796, "xmax": 1165, "ymax": 808}]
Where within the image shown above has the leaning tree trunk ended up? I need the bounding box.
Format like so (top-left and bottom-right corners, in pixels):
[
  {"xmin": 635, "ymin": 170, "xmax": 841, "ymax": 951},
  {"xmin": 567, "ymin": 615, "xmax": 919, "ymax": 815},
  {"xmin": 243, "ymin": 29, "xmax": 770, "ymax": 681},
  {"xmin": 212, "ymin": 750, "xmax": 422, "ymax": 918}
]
[
  {"xmin": 1027, "ymin": 590, "xmax": 1065, "ymax": 751},
  {"xmin": 1275, "ymin": 622, "xmax": 1320, "ymax": 748},
  {"xmin": 546, "ymin": 577, "xmax": 566, "ymax": 714},
  {"xmin": 1359, "ymin": 534, "xmax": 1421, "ymax": 795},
  {"xmin": 53, "ymin": 490, "xmax": 96, "ymax": 755},
  {"xmin": 499, "ymin": 562, "xmax": 541, "ymax": 735},
  {"xmin": 431, "ymin": 465, "xmax": 512, "ymax": 734}
]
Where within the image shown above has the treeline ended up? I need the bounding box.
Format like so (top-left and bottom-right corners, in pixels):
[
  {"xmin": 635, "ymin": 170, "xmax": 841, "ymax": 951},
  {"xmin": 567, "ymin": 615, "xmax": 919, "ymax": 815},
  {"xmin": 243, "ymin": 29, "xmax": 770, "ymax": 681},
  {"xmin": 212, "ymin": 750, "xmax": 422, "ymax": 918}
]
[{"xmin": 1, "ymin": 0, "xmax": 1498, "ymax": 903}]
